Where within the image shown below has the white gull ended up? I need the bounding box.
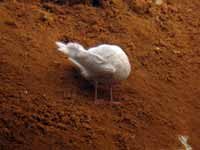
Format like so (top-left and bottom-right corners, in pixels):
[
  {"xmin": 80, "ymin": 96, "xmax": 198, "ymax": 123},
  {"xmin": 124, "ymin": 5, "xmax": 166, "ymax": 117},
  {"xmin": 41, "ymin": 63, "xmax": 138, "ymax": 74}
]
[{"xmin": 55, "ymin": 42, "xmax": 131, "ymax": 104}]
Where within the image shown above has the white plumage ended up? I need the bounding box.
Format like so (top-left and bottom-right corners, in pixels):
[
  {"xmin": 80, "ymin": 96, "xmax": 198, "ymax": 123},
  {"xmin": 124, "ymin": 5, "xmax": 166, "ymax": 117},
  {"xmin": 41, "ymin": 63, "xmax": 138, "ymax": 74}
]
[{"xmin": 55, "ymin": 42, "xmax": 131, "ymax": 104}]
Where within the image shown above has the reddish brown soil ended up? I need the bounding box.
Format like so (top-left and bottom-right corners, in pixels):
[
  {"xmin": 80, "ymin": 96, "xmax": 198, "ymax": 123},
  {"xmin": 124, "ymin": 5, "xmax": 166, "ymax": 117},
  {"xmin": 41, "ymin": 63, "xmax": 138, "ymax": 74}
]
[{"xmin": 0, "ymin": 0, "xmax": 200, "ymax": 150}]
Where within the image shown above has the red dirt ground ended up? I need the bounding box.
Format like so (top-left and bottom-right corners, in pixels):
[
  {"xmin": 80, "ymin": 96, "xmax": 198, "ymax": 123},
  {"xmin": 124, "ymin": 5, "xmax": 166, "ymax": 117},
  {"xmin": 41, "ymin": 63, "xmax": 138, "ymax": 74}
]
[{"xmin": 0, "ymin": 0, "xmax": 200, "ymax": 150}]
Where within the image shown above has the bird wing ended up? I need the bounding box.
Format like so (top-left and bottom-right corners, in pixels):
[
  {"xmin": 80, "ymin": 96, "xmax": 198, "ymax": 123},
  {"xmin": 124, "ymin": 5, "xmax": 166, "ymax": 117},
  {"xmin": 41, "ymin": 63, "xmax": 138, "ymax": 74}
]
[
  {"xmin": 88, "ymin": 44, "xmax": 121, "ymax": 60},
  {"xmin": 68, "ymin": 58, "xmax": 85, "ymax": 70},
  {"xmin": 87, "ymin": 51, "xmax": 106, "ymax": 64},
  {"xmin": 68, "ymin": 58, "xmax": 90, "ymax": 78},
  {"xmin": 85, "ymin": 51, "xmax": 116, "ymax": 74}
]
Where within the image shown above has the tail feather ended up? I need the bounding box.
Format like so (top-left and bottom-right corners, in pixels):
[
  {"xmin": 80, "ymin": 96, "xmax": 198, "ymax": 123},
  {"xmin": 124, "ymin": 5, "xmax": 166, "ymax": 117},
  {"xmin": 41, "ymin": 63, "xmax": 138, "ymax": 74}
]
[
  {"xmin": 55, "ymin": 41, "xmax": 88, "ymax": 72},
  {"xmin": 56, "ymin": 41, "xmax": 68, "ymax": 53},
  {"xmin": 55, "ymin": 41, "xmax": 85, "ymax": 58}
]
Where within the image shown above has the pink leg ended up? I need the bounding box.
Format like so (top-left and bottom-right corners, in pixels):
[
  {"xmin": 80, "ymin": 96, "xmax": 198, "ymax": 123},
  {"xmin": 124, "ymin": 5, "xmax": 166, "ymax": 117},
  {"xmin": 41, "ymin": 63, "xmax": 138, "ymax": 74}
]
[
  {"xmin": 94, "ymin": 81, "xmax": 98, "ymax": 101},
  {"xmin": 94, "ymin": 81, "xmax": 102, "ymax": 104},
  {"xmin": 94, "ymin": 82, "xmax": 109, "ymax": 105},
  {"xmin": 110, "ymin": 85, "xmax": 113, "ymax": 101},
  {"xmin": 109, "ymin": 85, "xmax": 121, "ymax": 105}
]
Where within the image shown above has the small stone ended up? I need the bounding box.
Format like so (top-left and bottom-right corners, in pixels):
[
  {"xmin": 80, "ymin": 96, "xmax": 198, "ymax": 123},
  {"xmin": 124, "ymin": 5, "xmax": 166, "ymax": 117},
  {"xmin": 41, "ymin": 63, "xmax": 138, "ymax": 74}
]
[
  {"xmin": 53, "ymin": 61, "xmax": 60, "ymax": 64},
  {"xmin": 155, "ymin": 47, "xmax": 160, "ymax": 50},
  {"xmin": 173, "ymin": 50, "xmax": 181, "ymax": 54},
  {"xmin": 154, "ymin": 0, "xmax": 163, "ymax": 5},
  {"xmin": 24, "ymin": 90, "xmax": 28, "ymax": 94},
  {"xmin": 153, "ymin": 47, "xmax": 162, "ymax": 53}
]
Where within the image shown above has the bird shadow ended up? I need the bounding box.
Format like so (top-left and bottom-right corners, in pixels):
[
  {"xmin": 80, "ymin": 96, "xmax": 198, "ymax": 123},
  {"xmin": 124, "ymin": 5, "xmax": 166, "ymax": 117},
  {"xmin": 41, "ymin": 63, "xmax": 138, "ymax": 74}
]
[
  {"xmin": 62, "ymin": 67, "xmax": 94, "ymax": 101},
  {"xmin": 61, "ymin": 67, "xmax": 111, "ymax": 102}
]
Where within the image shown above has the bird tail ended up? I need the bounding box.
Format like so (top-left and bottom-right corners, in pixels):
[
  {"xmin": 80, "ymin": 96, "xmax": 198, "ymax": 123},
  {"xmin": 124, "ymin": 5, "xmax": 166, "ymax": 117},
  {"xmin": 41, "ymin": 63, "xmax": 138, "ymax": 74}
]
[{"xmin": 55, "ymin": 41, "xmax": 86, "ymax": 58}]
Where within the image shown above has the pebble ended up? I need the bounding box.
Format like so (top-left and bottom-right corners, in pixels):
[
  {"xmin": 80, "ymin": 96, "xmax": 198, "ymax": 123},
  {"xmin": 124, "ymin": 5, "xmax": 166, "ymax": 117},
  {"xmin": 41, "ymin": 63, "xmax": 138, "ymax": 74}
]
[
  {"xmin": 173, "ymin": 50, "xmax": 181, "ymax": 54},
  {"xmin": 24, "ymin": 90, "xmax": 28, "ymax": 94},
  {"xmin": 155, "ymin": 0, "xmax": 163, "ymax": 5}
]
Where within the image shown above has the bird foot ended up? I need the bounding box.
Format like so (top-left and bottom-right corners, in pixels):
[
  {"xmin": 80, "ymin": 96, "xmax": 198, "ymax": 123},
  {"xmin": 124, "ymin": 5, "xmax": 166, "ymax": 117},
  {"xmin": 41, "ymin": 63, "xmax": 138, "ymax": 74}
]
[
  {"xmin": 94, "ymin": 100, "xmax": 109, "ymax": 105},
  {"xmin": 94, "ymin": 100, "xmax": 121, "ymax": 105},
  {"xmin": 109, "ymin": 101, "xmax": 121, "ymax": 105}
]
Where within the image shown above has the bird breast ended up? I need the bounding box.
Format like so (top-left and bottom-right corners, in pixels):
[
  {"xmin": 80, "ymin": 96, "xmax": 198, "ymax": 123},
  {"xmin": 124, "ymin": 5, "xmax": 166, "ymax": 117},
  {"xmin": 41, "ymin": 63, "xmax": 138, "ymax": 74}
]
[{"xmin": 108, "ymin": 50, "xmax": 131, "ymax": 81}]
